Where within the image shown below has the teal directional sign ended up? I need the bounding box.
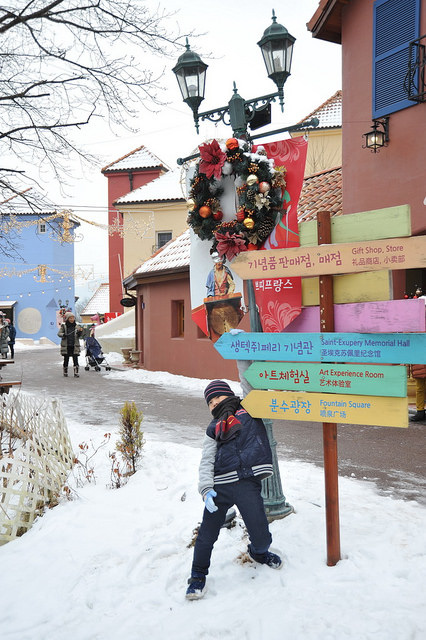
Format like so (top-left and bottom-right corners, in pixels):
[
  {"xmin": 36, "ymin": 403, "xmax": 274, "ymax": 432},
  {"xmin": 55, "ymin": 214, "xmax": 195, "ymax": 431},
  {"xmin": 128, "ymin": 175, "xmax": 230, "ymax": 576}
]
[
  {"xmin": 244, "ymin": 362, "xmax": 407, "ymax": 397},
  {"xmin": 215, "ymin": 332, "xmax": 426, "ymax": 364}
]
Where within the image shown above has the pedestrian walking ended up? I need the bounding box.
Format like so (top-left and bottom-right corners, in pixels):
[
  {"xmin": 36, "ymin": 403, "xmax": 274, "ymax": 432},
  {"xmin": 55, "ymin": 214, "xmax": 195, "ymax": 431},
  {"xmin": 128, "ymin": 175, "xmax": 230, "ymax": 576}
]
[
  {"xmin": 185, "ymin": 377, "xmax": 282, "ymax": 601},
  {"xmin": 57, "ymin": 312, "xmax": 83, "ymax": 377},
  {"xmin": 0, "ymin": 314, "xmax": 10, "ymax": 359},
  {"xmin": 6, "ymin": 319, "xmax": 16, "ymax": 359},
  {"xmin": 410, "ymin": 363, "xmax": 426, "ymax": 421}
]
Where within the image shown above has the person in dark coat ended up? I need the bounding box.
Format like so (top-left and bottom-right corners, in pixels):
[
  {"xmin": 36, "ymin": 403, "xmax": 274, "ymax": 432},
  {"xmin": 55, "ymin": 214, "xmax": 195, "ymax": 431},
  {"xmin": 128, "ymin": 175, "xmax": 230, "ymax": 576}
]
[
  {"xmin": 185, "ymin": 378, "xmax": 282, "ymax": 600},
  {"xmin": 6, "ymin": 320, "xmax": 16, "ymax": 359},
  {"xmin": 57, "ymin": 312, "xmax": 83, "ymax": 377}
]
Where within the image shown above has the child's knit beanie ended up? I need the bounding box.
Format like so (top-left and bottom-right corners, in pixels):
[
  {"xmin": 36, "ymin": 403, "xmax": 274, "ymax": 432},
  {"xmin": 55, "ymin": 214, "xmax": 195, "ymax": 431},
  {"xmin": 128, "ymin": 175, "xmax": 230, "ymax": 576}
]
[{"xmin": 204, "ymin": 380, "xmax": 234, "ymax": 405}]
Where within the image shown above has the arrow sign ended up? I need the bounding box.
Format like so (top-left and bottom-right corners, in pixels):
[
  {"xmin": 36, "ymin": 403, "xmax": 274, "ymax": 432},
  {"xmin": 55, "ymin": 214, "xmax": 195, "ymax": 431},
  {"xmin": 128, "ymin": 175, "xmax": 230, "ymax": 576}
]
[
  {"xmin": 231, "ymin": 235, "xmax": 426, "ymax": 279},
  {"xmin": 216, "ymin": 331, "xmax": 426, "ymax": 364},
  {"xmin": 244, "ymin": 362, "xmax": 407, "ymax": 397},
  {"xmin": 242, "ymin": 390, "xmax": 408, "ymax": 428}
]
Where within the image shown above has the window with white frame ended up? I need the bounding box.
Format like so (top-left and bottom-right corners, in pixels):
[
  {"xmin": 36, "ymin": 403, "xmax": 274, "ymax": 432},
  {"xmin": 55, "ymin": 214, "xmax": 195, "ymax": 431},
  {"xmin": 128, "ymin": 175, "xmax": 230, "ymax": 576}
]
[{"xmin": 37, "ymin": 221, "xmax": 47, "ymax": 233}]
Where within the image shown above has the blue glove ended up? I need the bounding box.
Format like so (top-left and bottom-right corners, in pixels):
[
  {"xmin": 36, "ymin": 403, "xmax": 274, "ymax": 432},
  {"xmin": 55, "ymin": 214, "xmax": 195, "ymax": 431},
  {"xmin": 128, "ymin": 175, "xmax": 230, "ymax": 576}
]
[
  {"xmin": 230, "ymin": 328, "xmax": 245, "ymax": 335},
  {"xmin": 204, "ymin": 490, "xmax": 218, "ymax": 513}
]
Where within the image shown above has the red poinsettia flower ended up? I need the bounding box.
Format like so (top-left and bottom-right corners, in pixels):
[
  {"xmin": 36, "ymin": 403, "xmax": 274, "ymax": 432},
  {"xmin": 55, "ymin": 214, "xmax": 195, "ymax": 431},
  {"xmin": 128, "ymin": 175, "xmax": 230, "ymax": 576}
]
[
  {"xmin": 214, "ymin": 231, "xmax": 248, "ymax": 262},
  {"xmin": 199, "ymin": 140, "xmax": 227, "ymax": 180}
]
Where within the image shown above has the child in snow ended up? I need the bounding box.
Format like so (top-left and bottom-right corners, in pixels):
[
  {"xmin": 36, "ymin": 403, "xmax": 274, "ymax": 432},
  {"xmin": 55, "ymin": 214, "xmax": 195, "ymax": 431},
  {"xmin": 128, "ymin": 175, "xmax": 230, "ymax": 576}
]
[{"xmin": 186, "ymin": 376, "xmax": 282, "ymax": 600}]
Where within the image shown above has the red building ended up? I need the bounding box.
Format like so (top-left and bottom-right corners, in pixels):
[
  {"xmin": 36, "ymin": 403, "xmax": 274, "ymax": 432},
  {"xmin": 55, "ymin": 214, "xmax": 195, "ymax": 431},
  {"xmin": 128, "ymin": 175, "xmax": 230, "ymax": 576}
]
[
  {"xmin": 308, "ymin": 0, "xmax": 426, "ymax": 295},
  {"xmin": 102, "ymin": 146, "xmax": 168, "ymax": 313}
]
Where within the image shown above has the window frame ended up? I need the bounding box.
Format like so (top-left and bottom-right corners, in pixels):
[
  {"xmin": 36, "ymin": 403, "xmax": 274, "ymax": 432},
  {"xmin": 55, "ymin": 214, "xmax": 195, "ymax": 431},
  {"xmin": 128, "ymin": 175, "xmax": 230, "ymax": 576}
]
[{"xmin": 372, "ymin": 0, "xmax": 421, "ymax": 118}]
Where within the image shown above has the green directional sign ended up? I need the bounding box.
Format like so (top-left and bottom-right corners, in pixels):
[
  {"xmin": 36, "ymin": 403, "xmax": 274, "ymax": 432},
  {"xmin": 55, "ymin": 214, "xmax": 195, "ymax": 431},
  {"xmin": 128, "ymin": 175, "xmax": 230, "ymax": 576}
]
[
  {"xmin": 244, "ymin": 362, "xmax": 407, "ymax": 397},
  {"xmin": 215, "ymin": 331, "xmax": 426, "ymax": 364}
]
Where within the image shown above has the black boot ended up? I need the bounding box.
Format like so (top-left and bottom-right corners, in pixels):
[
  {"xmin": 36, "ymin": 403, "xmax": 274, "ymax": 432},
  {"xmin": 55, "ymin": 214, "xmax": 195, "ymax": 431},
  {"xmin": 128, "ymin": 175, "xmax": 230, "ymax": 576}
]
[
  {"xmin": 73, "ymin": 365, "xmax": 79, "ymax": 378},
  {"xmin": 409, "ymin": 410, "xmax": 425, "ymax": 422},
  {"xmin": 63, "ymin": 367, "xmax": 68, "ymax": 377}
]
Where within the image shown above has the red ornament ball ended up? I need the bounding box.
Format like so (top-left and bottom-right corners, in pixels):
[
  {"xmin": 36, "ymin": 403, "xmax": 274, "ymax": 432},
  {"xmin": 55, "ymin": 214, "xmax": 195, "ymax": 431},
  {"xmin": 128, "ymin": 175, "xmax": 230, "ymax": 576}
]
[
  {"xmin": 247, "ymin": 242, "xmax": 258, "ymax": 251},
  {"xmin": 259, "ymin": 181, "xmax": 270, "ymax": 194},
  {"xmin": 199, "ymin": 205, "xmax": 212, "ymax": 218},
  {"xmin": 236, "ymin": 209, "xmax": 246, "ymax": 222},
  {"xmin": 212, "ymin": 210, "xmax": 223, "ymax": 221}
]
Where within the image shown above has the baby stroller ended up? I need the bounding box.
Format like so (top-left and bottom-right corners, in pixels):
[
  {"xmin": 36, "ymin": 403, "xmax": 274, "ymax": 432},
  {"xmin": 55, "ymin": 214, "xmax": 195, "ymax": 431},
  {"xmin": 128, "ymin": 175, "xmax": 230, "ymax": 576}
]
[{"xmin": 84, "ymin": 336, "xmax": 111, "ymax": 372}]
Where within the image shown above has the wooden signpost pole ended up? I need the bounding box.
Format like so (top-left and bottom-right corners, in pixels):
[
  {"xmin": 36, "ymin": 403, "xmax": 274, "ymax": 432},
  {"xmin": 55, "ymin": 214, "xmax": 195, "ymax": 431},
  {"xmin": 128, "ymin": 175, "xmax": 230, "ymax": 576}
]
[{"xmin": 318, "ymin": 211, "xmax": 341, "ymax": 566}]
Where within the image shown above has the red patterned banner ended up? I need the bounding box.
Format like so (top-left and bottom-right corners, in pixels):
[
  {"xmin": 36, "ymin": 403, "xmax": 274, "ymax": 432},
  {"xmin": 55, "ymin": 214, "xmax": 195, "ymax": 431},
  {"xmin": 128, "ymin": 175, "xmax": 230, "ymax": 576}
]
[{"xmin": 252, "ymin": 136, "xmax": 307, "ymax": 331}]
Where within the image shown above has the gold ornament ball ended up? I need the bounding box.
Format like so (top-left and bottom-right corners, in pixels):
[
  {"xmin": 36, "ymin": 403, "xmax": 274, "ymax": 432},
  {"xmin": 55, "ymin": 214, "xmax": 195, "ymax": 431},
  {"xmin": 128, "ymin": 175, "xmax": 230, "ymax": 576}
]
[
  {"xmin": 246, "ymin": 174, "xmax": 259, "ymax": 186},
  {"xmin": 187, "ymin": 198, "xmax": 196, "ymax": 211},
  {"xmin": 243, "ymin": 217, "xmax": 255, "ymax": 229},
  {"xmin": 259, "ymin": 181, "xmax": 270, "ymax": 194}
]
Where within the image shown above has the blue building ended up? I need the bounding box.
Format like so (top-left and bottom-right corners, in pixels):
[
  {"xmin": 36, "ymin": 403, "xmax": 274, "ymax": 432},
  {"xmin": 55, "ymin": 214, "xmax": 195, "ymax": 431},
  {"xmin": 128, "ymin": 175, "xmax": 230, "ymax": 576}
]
[{"xmin": 0, "ymin": 205, "xmax": 79, "ymax": 344}]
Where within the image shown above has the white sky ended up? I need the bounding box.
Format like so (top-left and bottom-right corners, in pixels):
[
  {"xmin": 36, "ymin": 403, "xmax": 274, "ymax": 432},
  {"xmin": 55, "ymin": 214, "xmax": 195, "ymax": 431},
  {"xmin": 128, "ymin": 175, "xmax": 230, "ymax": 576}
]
[
  {"xmin": 41, "ymin": 1, "xmax": 342, "ymax": 296},
  {"xmin": 1, "ymin": 350, "xmax": 424, "ymax": 640}
]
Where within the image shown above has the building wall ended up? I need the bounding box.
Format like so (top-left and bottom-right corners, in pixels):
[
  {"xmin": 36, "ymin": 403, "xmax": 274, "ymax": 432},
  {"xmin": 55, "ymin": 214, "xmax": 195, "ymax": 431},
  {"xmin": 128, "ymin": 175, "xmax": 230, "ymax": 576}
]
[
  {"xmin": 342, "ymin": 1, "xmax": 426, "ymax": 239},
  {"xmin": 135, "ymin": 273, "xmax": 242, "ymax": 381},
  {"xmin": 0, "ymin": 216, "xmax": 76, "ymax": 343},
  {"xmin": 103, "ymin": 168, "xmax": 164, "ymax": 313},
  {"xmin": 291, "ymin": 128, "xmax": 342, "ymax": 176},
  {"xmin": 122, "ymin": 202, "xmax": 188, "ymax": 278}
]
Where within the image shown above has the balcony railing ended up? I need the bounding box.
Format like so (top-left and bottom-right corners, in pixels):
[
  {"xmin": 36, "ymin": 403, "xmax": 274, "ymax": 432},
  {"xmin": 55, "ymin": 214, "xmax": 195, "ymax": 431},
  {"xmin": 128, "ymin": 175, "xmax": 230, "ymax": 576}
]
[{"xmin": 404, "ymin": 34, "xmax": 426, "ymax": 103}]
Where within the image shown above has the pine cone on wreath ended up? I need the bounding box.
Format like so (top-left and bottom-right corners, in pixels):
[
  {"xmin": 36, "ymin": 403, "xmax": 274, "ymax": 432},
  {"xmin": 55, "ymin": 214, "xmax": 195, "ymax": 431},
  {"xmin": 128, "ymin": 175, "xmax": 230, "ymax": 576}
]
[{"xmin": 256, "ymin": 216, "xmax": 276, "ymax": 241}]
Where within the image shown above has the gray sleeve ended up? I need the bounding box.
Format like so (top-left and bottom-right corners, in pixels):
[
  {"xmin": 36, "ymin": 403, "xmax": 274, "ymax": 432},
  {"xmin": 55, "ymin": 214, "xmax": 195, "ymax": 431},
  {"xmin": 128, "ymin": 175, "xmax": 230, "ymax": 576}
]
[
  {"xmin": 198, "ymin": 434, "xmax": 217, "ymax": 498},
  {"xmin": 237, "ymin": 359, "xmax": 253, "ymax": 399}
]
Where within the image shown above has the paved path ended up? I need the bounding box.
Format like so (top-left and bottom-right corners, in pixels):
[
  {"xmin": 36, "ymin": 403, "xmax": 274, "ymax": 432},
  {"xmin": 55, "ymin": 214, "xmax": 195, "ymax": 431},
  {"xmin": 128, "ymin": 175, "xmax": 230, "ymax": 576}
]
[{"xmin": 7, "ymin": 346, "xmax": 426, "ymax": 505}]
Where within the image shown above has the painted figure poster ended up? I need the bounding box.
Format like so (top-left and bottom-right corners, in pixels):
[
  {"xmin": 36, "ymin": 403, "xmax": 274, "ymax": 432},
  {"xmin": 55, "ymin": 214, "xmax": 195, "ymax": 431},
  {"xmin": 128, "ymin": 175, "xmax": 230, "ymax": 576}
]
[{"xmin": 187, "ymin": 136, "xmax": 307, "ymax": 341}]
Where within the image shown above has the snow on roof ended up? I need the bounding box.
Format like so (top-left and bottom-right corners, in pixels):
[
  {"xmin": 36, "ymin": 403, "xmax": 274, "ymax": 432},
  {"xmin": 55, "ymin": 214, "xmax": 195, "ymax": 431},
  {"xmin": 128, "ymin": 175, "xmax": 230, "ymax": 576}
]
[
  {"xmin": 135, "ymin": 229, "xmax": 190, "ymax": 275},
  {"xmin": 82, "ymin": 283, "xmax": 110, "ymax": 315},
  {"xmin": 115, "ymin": 170, "xmax": 186, "ymax": 205},
  {"xmin": 298, "ymin": 90, "xmax": 342, "ymax": 129},
  {"xmin": 102, "ymin": 145, "xmax": 168, "ymax": 173}
]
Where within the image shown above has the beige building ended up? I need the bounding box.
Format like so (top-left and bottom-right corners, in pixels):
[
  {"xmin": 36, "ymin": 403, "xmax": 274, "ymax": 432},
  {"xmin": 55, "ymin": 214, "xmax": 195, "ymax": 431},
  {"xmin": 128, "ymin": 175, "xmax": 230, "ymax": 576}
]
[
  {"xmin": 291, "ymin": 90, "xmax": 342, "ymax": 176},
  {"xmin": 114, "ymin": 169, "xmax": 188, "ymax": 280}
]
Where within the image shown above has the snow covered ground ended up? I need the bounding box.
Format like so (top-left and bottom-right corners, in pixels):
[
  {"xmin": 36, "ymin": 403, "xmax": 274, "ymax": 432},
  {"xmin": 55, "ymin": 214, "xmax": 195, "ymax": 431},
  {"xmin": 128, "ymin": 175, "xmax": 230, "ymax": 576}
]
[{"xmin": 1, "ymin": 347, "xmax": 425, "ymax": 640}]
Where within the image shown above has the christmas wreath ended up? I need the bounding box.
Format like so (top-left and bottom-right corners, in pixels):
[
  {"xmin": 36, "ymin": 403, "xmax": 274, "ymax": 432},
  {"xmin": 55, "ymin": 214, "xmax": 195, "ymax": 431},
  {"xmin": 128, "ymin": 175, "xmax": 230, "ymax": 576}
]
[{"xmin": 187, "ymin": 138, "xmax": 286, "ymax": 261}]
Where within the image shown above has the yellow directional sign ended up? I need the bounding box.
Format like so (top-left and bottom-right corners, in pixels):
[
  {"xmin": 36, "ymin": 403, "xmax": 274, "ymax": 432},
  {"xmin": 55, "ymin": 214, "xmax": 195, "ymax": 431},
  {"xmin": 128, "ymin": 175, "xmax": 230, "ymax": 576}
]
[
  {"xmin": 232, "ymin": 235, "xmax": 426, "ymax": 279},
  {"xmin": 242, "ymin": 390, "xmax": 408, "ymax": 428}
]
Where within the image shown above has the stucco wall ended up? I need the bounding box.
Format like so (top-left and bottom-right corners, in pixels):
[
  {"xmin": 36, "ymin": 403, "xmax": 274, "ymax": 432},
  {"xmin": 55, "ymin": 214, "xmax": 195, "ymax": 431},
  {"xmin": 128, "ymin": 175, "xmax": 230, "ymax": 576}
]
[
  {"xmin": 136, "ymin": 273, "xmax": 242, "ymax": 381},
  {"xmin": 342, "ymin": 1, "xmax": 426, "ymax": 236},
  {"xmin": 122, "ymin": 202, "xmax": 188, "ymax": 278}
]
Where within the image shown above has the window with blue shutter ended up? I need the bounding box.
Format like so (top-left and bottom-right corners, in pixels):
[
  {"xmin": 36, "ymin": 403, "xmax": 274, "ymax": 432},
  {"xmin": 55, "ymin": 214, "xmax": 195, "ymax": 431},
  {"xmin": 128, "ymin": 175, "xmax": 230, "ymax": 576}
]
[{"xmin": 372, "ymin": 0, "xmax": 421, "ymax": 117}]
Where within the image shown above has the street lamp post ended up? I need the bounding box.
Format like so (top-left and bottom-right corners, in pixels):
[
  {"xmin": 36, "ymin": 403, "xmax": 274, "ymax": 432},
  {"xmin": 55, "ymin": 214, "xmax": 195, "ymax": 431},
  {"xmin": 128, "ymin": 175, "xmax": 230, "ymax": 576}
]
[{"xmin": 173, "ymin": 10, "xmax": 303, "ymax": 520}]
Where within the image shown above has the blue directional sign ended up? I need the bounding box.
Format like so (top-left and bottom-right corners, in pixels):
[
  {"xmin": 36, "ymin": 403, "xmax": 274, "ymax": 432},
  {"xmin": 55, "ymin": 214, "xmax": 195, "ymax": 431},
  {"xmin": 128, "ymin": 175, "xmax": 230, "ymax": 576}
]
[{"xmin": 215, "ymin": 332, "xmax": 426, "ymax": 364}]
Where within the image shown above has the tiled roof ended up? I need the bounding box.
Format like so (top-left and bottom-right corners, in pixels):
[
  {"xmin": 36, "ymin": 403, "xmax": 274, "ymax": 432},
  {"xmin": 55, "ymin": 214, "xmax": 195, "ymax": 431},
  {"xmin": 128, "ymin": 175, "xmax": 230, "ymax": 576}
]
[
  {"xmin": 131, "ymin": 167, "xmax": 343, "ymax": 276},
  {"xmin": 135, "ymin": 229, "xmax": 190, "ymax": 274},
  {"xmin": 102, "ymin": 145, "xmax": 168, "ymax": 173},
  {"xmin": 298, "ymin": 90, "xmax": 342, "ymax": 129},
  {"xmin": 82, "ymin": 283, "xmax": 110, "ymax": 315},
  {"xmin": 115, "ymin": 169, "xmax": 186, "ymax": 205},
  {"xmin": 297, "ymin": 166, "xmax": 342, "ymax": 222}
]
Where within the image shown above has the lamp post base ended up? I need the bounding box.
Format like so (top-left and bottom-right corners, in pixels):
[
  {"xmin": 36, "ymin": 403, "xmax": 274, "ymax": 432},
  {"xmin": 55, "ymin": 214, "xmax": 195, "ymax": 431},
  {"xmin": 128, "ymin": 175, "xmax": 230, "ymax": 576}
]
[{"xmin": 261, "ymin": 418, "xmax": 294, "ymax": 521}]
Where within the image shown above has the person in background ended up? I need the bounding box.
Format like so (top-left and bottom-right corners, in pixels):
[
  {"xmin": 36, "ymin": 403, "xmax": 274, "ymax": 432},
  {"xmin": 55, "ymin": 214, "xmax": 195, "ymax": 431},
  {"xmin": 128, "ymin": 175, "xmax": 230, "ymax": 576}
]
[
  {"xmin": 0, "ymin": 313, "xmax": 10, "ymax": 359},
  {"xmin": 6, "ymin": 319, "xmax": 16, "ymax": 359},
  {"xmin": 57, "ymin": 311, "xmax": 83, "ymax": 377},
  {"xmin": 410, "ymin": 364, "xmax": 426, "ymax": 422}
]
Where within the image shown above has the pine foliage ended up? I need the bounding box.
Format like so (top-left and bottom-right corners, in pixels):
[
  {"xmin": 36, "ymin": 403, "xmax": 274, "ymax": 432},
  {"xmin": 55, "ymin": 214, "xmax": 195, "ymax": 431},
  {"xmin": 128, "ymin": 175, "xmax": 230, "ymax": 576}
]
[{"xmin": 116, "ymin": 402, "xmax": 145, "ymax": 475}]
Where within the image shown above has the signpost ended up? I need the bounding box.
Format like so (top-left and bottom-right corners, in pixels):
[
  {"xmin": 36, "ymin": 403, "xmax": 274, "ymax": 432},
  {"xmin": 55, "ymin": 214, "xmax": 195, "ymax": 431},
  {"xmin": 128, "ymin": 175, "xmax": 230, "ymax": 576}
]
[
  {"xmin": 244, "ymin": 362, "xmax": 407, "ymax": 397},
  {"xmin": 214, "ymin": 205, "xmax": 425, "ymax": 567},
  {"xmin": 216, "ymin": 331, "xmax": 426, "ymax": 364},
  {"xmin": 231, "ymin": 235, "xmax": 426, "ymax": 279}
]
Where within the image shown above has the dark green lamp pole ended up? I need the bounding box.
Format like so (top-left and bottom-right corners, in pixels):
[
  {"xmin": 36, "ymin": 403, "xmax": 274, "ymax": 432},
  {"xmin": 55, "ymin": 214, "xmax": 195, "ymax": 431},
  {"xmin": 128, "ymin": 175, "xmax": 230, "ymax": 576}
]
[{"xmin": 173, "ymin": 10, "xmax": 296, "ymax": 520}]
